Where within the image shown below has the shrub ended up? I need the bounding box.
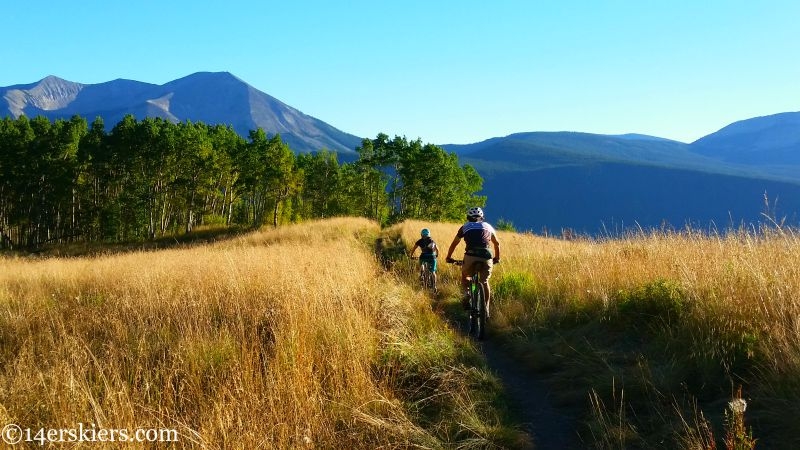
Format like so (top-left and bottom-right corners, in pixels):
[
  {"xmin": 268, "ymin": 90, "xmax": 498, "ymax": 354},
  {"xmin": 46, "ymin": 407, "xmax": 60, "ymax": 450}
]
[
  {"xmin": 493, "ymin": 271, "xmax": 537, "ymax": 301},
  {"xmin": 616, "ymin": 279, "xmax": 687, "ymax": 326},
  {"xmin": 202, "ymin": 214, "xmax": 228, "ymax": 226},
  {"xmin": 495, "ymin": 218, "xmax": 517, "ymax": 232}
]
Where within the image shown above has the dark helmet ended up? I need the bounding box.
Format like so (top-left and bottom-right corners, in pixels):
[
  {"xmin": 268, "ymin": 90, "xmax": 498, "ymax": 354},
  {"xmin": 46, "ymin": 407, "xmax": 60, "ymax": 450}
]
[{"xmin": 421, "ymin": 228, "xmax": 430, "ymax": 237}]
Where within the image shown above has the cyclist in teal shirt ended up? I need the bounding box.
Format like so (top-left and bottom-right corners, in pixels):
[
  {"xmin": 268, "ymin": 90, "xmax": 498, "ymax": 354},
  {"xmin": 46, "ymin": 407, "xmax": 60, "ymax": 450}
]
[{"xmin": 409, "ymin": 228, "xmax": 440, "ymax": 292}]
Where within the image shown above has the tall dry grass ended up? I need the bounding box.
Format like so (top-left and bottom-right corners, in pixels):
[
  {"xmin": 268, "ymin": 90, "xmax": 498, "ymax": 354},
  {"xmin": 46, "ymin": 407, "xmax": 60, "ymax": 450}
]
[
  {"xmin": 496, "ymin": 226, "xmax": 800, "ymax": 373},
  {"xmin": 404, "ymin": 218, "xmax": 800, "ymax": 378},
  {"xmin": 0, "ymin": 218, "xmax": 444, "ymax": 448}
]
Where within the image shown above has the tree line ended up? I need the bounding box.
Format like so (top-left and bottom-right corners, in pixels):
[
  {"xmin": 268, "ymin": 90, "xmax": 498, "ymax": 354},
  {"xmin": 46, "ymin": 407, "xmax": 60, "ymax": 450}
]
[{"xmin": 0, "ymin": 114, "xmax": 485, "ymax": 250}]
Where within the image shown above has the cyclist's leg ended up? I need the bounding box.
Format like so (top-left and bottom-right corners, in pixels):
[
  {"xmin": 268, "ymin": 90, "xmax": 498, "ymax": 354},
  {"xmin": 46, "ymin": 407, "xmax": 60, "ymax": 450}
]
[
  {"xmin": 463, "ymin": 255, "xmax": 486, "ymax": 308},
  {"xmin": 460, "ymin": 256, "xmax": 476, "ymax": 308},
  {"xmin": 482, "ymin": 280, "xmax": 491, "ymax": 317},
  {"xmin": 460, "ymin": 258, "xmax": 471, "ymax": 292},
  {"xmin": 480, "ymin": 259, "xmax": 494, "ymax": 317},
  {"xmin": 429, "ymin": 257, "xmax": 438, "ymax": 291}
]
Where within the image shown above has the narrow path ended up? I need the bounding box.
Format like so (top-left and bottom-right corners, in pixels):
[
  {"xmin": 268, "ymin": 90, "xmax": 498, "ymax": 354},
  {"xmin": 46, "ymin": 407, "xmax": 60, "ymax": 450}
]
[
  {"xmin": 376, "ymin": 233, "xmax": 583, "ymax": 448},
  {"xmin": 435, "ymin": 297, "xmax": 587, "ymax": 450},
  {"xmin": 477, "ymin": 336, "xmax": 583, "ymax": 449},
  {"xmin": 438, "ymin": 302, "xmax": 583, "ymax": 449}
]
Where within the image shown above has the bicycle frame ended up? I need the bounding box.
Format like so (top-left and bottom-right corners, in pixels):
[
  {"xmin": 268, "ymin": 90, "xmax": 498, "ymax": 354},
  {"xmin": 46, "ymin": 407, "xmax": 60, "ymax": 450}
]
[
  {"xmin": 419, "ymin": 260, "xmax": 433, "ymax": 290},
  {"xmin": 452, "ymin": 260, "xmax": 488, "ymax": 340}
]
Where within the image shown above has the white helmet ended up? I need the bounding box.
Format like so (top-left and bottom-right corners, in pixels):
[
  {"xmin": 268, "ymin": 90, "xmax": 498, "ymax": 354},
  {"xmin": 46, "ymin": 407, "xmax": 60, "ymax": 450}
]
[{"xmin": 466, "ymin": 207, "xmax": 484, "ymax": 219}]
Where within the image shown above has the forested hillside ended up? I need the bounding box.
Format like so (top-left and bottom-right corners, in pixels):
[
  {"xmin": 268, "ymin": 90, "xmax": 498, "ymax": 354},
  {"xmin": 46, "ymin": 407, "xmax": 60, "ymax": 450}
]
[
  {"xmin": 446, "ymin": 131, "xmax": 800, "ymax": 233},
  {"xmin": 0, "ymin": 115, "xmax": 483, "ymax": 250}
]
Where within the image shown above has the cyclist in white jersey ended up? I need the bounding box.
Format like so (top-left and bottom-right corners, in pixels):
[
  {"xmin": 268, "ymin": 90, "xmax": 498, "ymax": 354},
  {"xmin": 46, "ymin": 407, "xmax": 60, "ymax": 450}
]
[{"xmin": 445, "ymin": 207, "xmax": 501, "ymax": 315}]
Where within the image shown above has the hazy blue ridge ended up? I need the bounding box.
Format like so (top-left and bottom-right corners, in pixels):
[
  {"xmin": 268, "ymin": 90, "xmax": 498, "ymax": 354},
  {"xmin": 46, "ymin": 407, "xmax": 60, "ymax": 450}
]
[{"xmin": 689, "ymin": 111, "xmax": 800, "ymax": 165}]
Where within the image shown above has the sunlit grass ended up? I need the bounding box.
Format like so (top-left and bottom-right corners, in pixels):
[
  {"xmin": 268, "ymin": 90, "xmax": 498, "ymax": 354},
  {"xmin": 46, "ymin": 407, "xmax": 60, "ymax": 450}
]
[
  {"xmin": 0, "ymin": 217, "xmax": 531, "ymax": 448},
  {"xmin": 1, "ymin": 218, "xmax": 388, "ymax": 447},
  {"xmin": 10, "ymin": 215, "xmax": 796, "ymax": 448}
]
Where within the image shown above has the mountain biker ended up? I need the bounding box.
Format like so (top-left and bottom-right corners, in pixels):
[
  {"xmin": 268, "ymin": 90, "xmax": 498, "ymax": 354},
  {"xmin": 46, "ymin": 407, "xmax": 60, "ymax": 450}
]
[
  {"xmin": 409, "ymin": 228, "xmax": 440, "ymax": 292},
  {"xmin": 445, "ymin": 207, "xmax": 501, "ymax": 316}
]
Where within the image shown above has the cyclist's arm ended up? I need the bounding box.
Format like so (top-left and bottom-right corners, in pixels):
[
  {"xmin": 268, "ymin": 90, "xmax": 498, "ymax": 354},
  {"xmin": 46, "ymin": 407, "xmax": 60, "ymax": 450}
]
[
  {"xmin": 445, "ymin": 234, "xmax": 461, "ymax": 261},
  {"xmin": 408, "ymin": 244, "xmax": 419, "ymax": 257},
  {"xmin": 491, "ymin": 233, "xmax": 501, "ymax": 262}
]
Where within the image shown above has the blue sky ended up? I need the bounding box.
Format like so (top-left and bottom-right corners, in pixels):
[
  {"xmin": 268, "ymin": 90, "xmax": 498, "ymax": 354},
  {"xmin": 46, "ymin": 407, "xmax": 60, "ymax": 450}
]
[{"xmin": 3, "ymin": 1, "xmax": 799, "ymax": 144}]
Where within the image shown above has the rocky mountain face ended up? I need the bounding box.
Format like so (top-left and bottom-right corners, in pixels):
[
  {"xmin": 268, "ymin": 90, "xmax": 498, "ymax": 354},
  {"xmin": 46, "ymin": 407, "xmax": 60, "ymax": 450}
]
[{"xmin": 0, "ymin": 72, "xmax": 362, "ymax": 153}]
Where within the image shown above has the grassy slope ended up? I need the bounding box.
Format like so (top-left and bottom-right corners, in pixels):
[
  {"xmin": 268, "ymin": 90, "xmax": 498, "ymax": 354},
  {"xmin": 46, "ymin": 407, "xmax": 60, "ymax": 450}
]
[
  {"xmin": 396, "ymin": 219, "xmax": 800, "ymax": 449},
  {"xmin": 0, "ymin": 218, "xmax": 527, "ymax": 449}
]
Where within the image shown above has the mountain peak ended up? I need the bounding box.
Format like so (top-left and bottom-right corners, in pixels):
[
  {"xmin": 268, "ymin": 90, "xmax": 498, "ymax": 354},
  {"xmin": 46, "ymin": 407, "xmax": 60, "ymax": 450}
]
[
  {"xmin": 39, "ymin": 74, "xmax": 69, "ymax": 83},
  {"xmin": 705, "ymin": 111, "xmax": 800, "ymax": 138},
  {"xmin": 20, "ymin": 75, "xmax": 84, "ymax": 111},
  {"xmin": 173, "ymin": 71, "xmax": 244, "ymax": 85},
  {"xmin": 0, "ymin": 72, "xmax": 361, "ymax": 153}
]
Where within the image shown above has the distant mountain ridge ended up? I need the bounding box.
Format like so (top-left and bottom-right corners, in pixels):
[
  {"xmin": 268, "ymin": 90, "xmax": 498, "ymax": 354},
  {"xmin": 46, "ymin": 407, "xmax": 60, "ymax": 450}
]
[
  {"xmin": 446, "ymin": 128, "xmax": 800, "ymax": 182},
  {"xmin": 0, "ymin": 72, "xmax": 362, "ymax": 153},
  {"xmin": 3, "ymin": 72, "xmax": 800, "ymax": 233},
  {"xmin": 443, "ymin": 114, "xmax": 800, "ymax": 233},
  {"xmin": 690, "ymin": 111, "xmax": 800, "ymax": 165}
]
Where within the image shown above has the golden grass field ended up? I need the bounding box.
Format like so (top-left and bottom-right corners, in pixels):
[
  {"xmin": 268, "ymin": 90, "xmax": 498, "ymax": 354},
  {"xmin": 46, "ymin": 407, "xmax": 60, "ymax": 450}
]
[
  {"xmin": 1, "ymin": 218, "xmax": 390, "ymax": 447},
  {"xmin": 0, "ymin": 218, "xmax": 527, "ymax": 449},
  {"xmin": 4, "ymin": 217, "xmax": 800, "ymax": 448}
]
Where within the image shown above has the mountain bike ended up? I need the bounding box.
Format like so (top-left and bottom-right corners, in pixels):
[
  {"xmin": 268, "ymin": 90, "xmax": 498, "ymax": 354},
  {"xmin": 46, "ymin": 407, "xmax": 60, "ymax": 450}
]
[
  {"xmin": 412, "ymin": 257, "xmax": 437, "ymax": 293},
  {"xmin": 451, "ymin": 259, "xmax": 488, "ymax": 340}
]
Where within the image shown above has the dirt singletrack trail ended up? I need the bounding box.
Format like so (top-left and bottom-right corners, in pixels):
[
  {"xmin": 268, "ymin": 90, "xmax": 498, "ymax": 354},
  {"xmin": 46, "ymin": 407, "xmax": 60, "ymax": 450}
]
[
  {"xmin": 476, "ymin": 335, "xmax": 583, "ymax": 449},
  {"xmin": 439, "ymin": 301, "xmax": 582, "ymax": 449},
  {"xmin": 376, "ymin": 232, "xmax": 583, "ymax": 448}
]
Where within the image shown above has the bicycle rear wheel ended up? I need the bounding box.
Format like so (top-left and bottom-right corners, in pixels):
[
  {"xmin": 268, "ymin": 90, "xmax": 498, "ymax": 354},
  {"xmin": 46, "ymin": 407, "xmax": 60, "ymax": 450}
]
[
  {"xmin": 468, "ymin": 283, "xmax": 478, "ymax": 337},
  {"xmin": 419, "ymin": 262, "xmax": 431, "ymax": 290},
  {"xmin": 467, "ymin": 274, "xmax": 486, "ymax": 339},
  {"xmin": 474, "ymin": 280, "xmax": 486, "ymax": 340}
]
